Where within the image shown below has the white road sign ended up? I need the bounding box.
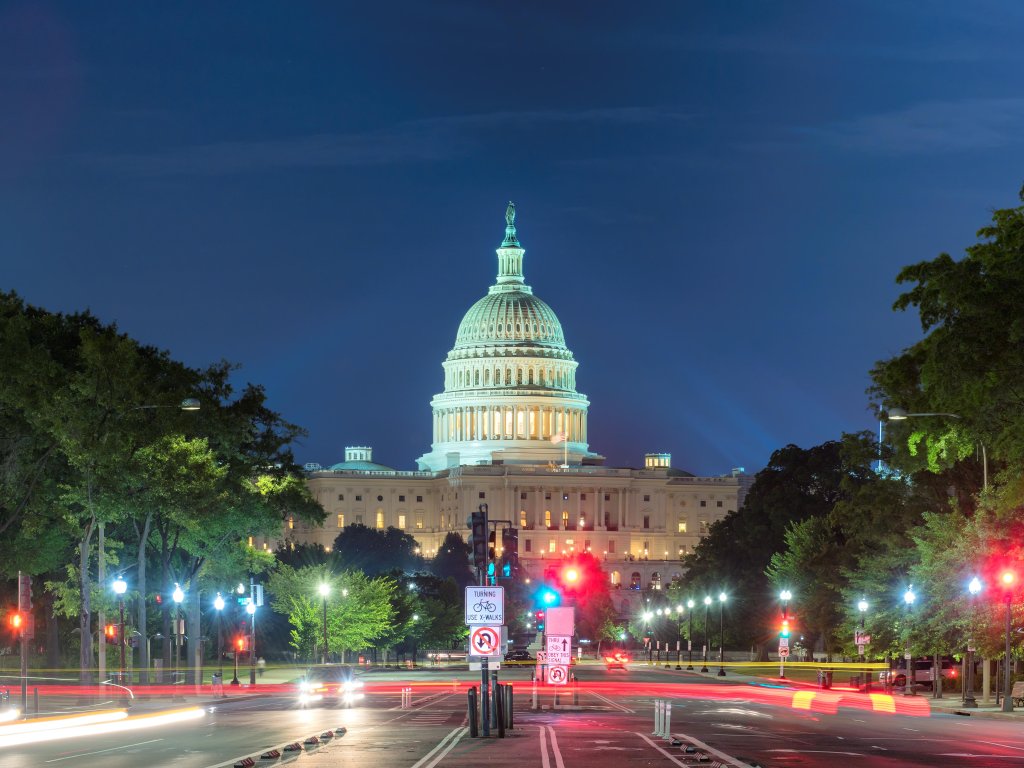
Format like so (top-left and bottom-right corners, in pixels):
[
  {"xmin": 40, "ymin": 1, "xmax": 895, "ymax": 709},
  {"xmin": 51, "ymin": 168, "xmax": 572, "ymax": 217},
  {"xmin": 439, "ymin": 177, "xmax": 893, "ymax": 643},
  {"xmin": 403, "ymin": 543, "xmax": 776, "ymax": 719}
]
[
  {"xmin": 546, "ymin": 634, "xmax": 572, "ymax": 666},
  {"xmin": 469, "ymin": 625, "xmax": 502, "ymax": 657},
  {"xmin": 545, "ymin": 606, "xmax": 575, "ymax": 636},
  {"xmin": 536, "ymin": 651, "xmax": 547, "ymax": 663},
  {"xmin": 778, "ymin": 637, "xmax": 789, "ymax": 649},
  {"xmin": 548, "ymin": 665, "xmax": 569, "ymax": 686},
  {"xmin": 779, "ymin": 647, "xmax": 790, "ymax": 658},
  {"xmin": 465, "ymin": 586, "xmax": 504, "ymax": 625}
]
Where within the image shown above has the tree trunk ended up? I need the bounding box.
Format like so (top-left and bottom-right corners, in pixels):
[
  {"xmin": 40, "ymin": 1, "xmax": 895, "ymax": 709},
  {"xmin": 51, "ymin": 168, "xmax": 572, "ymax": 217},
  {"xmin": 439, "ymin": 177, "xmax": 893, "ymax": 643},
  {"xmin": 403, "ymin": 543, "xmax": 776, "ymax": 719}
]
[{"xmin": 79, "ymin": 532, "xmax": 93, "ymax": 683}]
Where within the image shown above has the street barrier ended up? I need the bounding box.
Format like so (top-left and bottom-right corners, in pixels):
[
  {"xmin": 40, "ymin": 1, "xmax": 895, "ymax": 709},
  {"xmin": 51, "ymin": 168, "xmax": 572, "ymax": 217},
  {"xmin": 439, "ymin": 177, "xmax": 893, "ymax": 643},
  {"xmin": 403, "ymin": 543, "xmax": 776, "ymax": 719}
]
[
  {"xmin": 232, "ymin": 759, "xmax": 255, "ymax": 768},
  {"xmin": 467, "ymin": 687, "xmax": 478, "ymax": 738},
  {"xmin": 259, "ymin": 749, "xmax": 281, "ymax": 759},
  {"xmin": 401, "ymin": 687, "xmax": 412, "ymax": 709},
  {"xmin": 652, "ymin": 699, "xmax": 673, "ymax": 738}
]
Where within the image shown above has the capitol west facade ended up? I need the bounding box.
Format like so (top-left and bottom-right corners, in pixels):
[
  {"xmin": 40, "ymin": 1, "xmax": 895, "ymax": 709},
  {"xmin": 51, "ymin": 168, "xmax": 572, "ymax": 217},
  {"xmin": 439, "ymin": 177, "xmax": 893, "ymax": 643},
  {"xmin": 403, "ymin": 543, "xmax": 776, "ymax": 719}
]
[{"xmin": 272, "ymin": 204, "xmax": 750, "ymax": 594}]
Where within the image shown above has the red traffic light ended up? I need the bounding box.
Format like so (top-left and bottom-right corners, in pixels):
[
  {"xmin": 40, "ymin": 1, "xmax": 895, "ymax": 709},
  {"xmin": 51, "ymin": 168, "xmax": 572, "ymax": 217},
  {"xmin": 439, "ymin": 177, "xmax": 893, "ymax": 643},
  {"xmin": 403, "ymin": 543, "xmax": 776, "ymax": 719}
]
[
  {"xmin": 561, "ymin": 566, "xmax": 581, "ymax": 585},
  {"xmin": 8, "ymin": 611, "xmax": 23, "ymax": 630},
  {"xmin": 104, "ymin": 624, "xmax": 119, "ymax": 640}
]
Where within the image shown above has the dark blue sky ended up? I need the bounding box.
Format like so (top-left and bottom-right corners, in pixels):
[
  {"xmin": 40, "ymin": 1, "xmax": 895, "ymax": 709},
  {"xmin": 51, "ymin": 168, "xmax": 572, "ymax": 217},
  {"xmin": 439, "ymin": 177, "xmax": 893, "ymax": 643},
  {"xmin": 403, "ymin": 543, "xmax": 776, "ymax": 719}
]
[{"xmin": 4, "ymin": 1, "xmax": 1024, "ymax": 475}]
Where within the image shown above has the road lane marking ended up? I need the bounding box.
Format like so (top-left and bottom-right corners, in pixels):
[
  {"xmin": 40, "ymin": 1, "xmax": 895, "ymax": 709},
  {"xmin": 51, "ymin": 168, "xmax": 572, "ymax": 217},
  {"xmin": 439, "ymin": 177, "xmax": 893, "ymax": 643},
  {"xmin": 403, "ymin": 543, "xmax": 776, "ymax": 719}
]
[
  {"xmin": 634, "ymin": 732, "xmax": 705, "ymax": 767},
  {"xmin": 588, "ymin": 691, "xmax": 633, "ymax": 712},
  {"xmin": 44, "ymin": 739, "xmax": 163, "ymax": 762},
  {"xmin": 409, "ymin": 726, "xmax": 467, "ymax": 768},
  {"xmin": 980, "ymin": 741, "xmax": 1024, "ymax": 752},
  {"xmin": 644, "ymin": 730, "xmax": 750, "ymax": 768},
  {"xmin": 548, "ymin": 726, "xmax": 566, "ymax": 768}
]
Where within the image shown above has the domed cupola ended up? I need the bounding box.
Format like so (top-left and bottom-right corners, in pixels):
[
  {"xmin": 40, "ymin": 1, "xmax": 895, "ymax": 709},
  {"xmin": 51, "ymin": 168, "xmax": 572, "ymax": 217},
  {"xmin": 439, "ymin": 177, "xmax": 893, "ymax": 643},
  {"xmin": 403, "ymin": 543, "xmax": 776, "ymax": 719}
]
[{"xmin": 417, "ymin": 203, "xmax": 597, "ymax": 472}]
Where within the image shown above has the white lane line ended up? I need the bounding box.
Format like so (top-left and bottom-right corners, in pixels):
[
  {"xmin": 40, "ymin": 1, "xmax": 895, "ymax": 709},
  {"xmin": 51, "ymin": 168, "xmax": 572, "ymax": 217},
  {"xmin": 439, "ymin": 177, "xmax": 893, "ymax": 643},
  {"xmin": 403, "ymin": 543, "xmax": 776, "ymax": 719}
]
[
  {"xmin": 44, "ymin": 739, "xmax": 163, "ymax": 762},
  {"xmin": 547, "ymin": 726, "xmax": 566, "ymax": 768},
  {"xmin": 539, "ymin": 725, "xmax": 551, "ymax": 768},
  {"xmin": 588, "ymin": 690, "xmax": 633, "ymax": 713},
  {"xmin": 980, "ymin": 741, "xmax": 1024, "ymax": 753},
  {"xmin": 409, "ymin": 726, "xmax": 467, "ymax": 768}
]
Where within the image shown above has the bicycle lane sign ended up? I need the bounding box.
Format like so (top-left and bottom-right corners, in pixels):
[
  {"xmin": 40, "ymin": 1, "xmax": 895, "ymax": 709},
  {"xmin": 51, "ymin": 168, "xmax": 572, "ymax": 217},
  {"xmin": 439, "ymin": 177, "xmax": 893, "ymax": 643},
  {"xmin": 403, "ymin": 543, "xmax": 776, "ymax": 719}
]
[{"xmin": 465, "ymin": 586, "xmax": 504, "ymax": 625}]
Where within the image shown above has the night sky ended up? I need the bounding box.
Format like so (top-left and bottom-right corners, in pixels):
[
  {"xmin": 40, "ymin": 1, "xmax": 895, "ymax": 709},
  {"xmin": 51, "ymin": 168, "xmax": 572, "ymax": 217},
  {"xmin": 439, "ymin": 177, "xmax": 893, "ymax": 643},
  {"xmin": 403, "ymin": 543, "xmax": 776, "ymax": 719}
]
[{"xmin": 4, "ymin": 2, "xmax": 1024, "ymax": 475}]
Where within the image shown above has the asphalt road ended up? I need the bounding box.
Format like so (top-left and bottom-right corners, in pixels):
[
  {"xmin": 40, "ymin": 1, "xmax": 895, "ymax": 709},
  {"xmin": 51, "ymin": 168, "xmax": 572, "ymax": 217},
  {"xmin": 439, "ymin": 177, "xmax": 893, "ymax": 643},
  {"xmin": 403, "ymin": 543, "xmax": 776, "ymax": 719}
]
[{"xmin": 2, "ymin": 665, "xmax": 1023, "ymax": 768}]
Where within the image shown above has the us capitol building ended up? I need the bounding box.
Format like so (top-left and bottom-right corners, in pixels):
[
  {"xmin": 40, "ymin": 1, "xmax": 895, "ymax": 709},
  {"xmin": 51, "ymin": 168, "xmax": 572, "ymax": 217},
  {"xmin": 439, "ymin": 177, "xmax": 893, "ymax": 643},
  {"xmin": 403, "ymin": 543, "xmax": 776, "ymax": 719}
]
[{"xmin": 271, "ymin": 203, "xmax": 751, "ymax": 595}]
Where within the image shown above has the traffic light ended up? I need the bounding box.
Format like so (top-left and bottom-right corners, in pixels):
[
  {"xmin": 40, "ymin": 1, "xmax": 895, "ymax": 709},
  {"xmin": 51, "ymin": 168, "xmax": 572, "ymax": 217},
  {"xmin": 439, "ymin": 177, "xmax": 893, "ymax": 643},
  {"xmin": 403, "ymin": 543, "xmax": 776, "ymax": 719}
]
[
  {"xmin": 486, "ymin": 560, "xmax": 496, "ymax": 585},
  {"xmin": 487, "ymin": 529, "xmax": 497, "ymax": 560},
  {"xmin": 561, "ymin": 565, "xmax": 581, "ymax": 587},
  {"xmin": 105, "ymin": 624, "xmax": 119, "ymax": 641},
  {"xmin": 538, "ymin": 587, "xmax": 560, "ymax": 606},
  {"xmin": 499, "ymin": 528, "xmax": 519, "ymax": 581},
  {"xmin": 535, "ymin": 609, "xmax": 545, "ymax": 632},
  {"xmin": 236, "ymin": 635, "xmax": 248, "ymax": 652},
  {"xmin": 8, "ymin": 611, "xmax": 23, "ymax": 632},
  {"xmin": 468, "ymin": 509, "xmax": 488, "ymax": 570},
  {"xmin": 780, "ymin": 618, "xmax": 791, "ymax": 638}
]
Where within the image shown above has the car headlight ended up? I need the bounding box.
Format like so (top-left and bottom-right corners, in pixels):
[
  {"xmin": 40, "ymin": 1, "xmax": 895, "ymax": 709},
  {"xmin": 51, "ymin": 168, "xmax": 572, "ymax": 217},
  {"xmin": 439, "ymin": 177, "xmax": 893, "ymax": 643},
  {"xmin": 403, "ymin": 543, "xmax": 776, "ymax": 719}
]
[{"xmin": 299, "ymin": 681, "xmax": 311, "ymax": 692}]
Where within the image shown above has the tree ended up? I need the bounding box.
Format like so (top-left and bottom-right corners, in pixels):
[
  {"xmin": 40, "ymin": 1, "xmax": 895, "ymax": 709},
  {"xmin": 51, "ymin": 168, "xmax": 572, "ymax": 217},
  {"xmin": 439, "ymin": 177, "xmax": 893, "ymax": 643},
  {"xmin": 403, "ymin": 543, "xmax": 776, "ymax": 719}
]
[
  {"xmin": 332, "ymin": 525, "xmax": 424, "ymax": 576},
  {"xmin": 430, "ymin": 532, "xmax": 474, "ymax": 587}
]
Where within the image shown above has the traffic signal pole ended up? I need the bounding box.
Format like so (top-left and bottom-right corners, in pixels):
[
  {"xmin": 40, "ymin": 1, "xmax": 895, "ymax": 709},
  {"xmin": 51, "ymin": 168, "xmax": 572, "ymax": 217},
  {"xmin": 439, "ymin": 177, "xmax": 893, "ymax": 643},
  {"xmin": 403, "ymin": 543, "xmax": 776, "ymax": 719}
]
[{"xmin": 477, "ymin": 504, "xmax": 490, "ymax": 737}]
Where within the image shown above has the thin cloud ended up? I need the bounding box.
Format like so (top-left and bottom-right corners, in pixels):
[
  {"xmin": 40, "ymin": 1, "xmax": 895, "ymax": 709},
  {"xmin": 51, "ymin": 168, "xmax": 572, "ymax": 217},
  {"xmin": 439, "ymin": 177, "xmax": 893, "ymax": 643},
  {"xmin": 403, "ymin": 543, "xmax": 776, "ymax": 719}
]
[
  {"xmin": 798, "ymin": 97, "xmax": 1024, "ymax": 154},
  {"xmin": 77, "ymin": 106, "xmax": 688, "ymax": 176}
]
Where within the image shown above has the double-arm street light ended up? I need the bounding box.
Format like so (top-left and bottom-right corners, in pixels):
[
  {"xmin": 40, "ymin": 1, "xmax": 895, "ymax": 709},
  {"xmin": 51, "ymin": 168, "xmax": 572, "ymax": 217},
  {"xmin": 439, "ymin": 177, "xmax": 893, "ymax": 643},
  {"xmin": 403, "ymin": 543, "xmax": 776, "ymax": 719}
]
[
  {"xmin": 319, "ymin": 583, "xmax": 330, "ymax": 664},
  {"xmin": 112, "ymin": 576, "xmax": 127, "ymax": 684},
  {"xmin": 701, "ymin": 596, "xmax": 712, "ymax": 672}
]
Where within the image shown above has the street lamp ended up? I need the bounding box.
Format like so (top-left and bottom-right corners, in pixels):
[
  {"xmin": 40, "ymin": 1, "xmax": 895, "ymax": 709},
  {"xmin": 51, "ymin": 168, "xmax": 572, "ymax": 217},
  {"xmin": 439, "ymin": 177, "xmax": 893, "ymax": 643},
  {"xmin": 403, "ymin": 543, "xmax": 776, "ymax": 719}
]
[
  {"xmin": 886, "ymin": 408, "xmax": 987, "ymax": 490},
  {"xmin": 686, "ymin": 599, "xmax": 695, "ymax": 670},
  {"xmin": 857, "ymin": 598, "xmax": 869, "ymax": 663},
  {"xmin": 172, "ymin": 583, "xmax": 184, "ymax": 686},
  {"xmin": 246, "ymin": 599, "xmax": 257, "ymax": 685},
  {"xmin": 717, "ymin": 592, "xmax": 728, "ymax": 676},
  {"xmin": 643, "ymin": 611, "xmax": 653, "ymax": 664},
  {"xmin": 701, "ymin": 596, "xmax": 712, "ymax": 672},
  {"xmin": 965, "ymin": 577, "xmax": 981, "ymax": 708},
  {"xmin": 319, "ymin": 583, "xmax": 330, "ymax": 665},
  {"xmin": 411, "ymin": 613, "xmax": 420, "ymax": 666},
  {"xmin": 112, "ymin": 576, "xmax": 127, "ymax": 684},
  {"xmin": 213, "ymin": 593, "xmax": 225, "ymax": 679},
  {"xmin": 1001, "ymin": 570, "xmax": 1015, "ymax": 712},
  {"xmin": 903, "ymin": 585, "xmax": 916, "ymax": 696},
  {"xmin": 675, "ymin": 605, "xmax": 684, "ymax": 669},
  {"xmin": 780, "ymin": 590, "xmax": 792, "ymax": 679}
]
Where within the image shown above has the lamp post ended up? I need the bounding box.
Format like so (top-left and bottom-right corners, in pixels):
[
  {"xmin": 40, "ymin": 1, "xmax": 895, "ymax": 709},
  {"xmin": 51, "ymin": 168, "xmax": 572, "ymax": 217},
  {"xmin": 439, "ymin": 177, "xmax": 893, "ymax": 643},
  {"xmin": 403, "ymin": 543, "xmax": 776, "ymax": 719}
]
[
  {"xmin": 887, "ymin": 408, "xmax": 987, "ymax": 490},
  {"xmin": 965, "ymin": 577, "xmax": 981, "ymax": 708},
  {"xmin": 112, "ymin": 576, "xmax": 127, "ymax": 685},
  {"xmin": 214, "ymin": 593, "xmax": 225, "ymax": 678},
  {"xmin": 319, "ymin": 583, "xmax": 330, "ymax": 665},
  {"xmin": 246, "ymin": 599, "xmax": 256, "ymax": 685},
  {"xmin": 717, "ymin": 592, "xmax": 728, "ymax": 676},
  {"xmin": 643, "ymin": 611, "xmax": 653, "ymax": 664},
  {"xmin": 857, "ymin": 598, "xmax": 868, "ymax": 663},
  {"xmin": 411, "ymin": 613, "xmax": 419, "ymax": 666},
  {"xmin": 686, "ymin": 599, "xmax": 695, "ymax": 670},
  {"xmin": 903, "ymin": 585, "xmax": 916, "ymax": 696},
  {"xmin": 675, "ymin": 605, "xmax": 684, "ymax": 669},
  {"xmin": 1001, "ymin": 571, "xmax": 1015, "ymax": 712},
  {"xmin": 172, "ymin": 583, "xmax": 184, "ymax": 686},
  {"xmin": 779, "ymin": 589, "xmax": 792, "ymax": 678},
  {"xmin": 701, "ymin": 596, "xmax": 711, "ymax": 672}
]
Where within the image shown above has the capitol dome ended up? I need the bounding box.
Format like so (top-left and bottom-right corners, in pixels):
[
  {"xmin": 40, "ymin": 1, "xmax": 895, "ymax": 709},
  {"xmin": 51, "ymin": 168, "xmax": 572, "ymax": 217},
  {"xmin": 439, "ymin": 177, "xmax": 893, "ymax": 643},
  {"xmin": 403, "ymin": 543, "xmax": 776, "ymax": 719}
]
[{"xmin": 417, "ymin": 203, "xmax": 596, "ymax": 472}]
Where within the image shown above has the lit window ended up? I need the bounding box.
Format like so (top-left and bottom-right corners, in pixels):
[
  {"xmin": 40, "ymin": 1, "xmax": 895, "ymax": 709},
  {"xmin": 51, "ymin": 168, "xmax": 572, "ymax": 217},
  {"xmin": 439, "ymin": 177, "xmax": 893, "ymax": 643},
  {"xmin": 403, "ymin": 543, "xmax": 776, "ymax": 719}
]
[
  {"xmin": 337, "ymin": 514, "xmax": 345, "ymax": 528},
  {"xmin": 399, "ymin": 514, "xmax": 407, "ymax": 529},
  {"xmin": 678, "ymin": 521, "xmax": 687, "ymax": 533},
  {"xmin": 548, "ymin": 539, "xmax": 556, "ymax": 553},
  {"xmin": 376, "ymin": 510, "xmax": 384, "ymax": 529},
  {"xmin": 247, "ymin": 536, "xmax": 253, "ymax": 547},
  {"xmin": 545, "ymin": 510, "xmax": 552, "ymax": 528},
  {"xmin": 415, "ymin": 512, "xmax": 424, "ymax": 529},
  {"xmin": 520, "ymin": 511, "xmax": 527, "ymax": 528},
  {"xmin": 561, "ymin": 510, "xmax": 569, "ymax": 527},
  {"xmin": 288, "ymin": 517, "xmax": 294, "ymax": 530}
]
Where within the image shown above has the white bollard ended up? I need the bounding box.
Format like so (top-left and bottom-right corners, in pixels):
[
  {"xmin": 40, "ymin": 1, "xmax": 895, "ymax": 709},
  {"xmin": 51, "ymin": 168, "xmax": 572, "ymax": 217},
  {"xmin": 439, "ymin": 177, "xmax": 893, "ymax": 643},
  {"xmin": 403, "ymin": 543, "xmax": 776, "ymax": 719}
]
[
  {"xmin": 653, "ymin": 699, "xmax": 663, "ymax": 735},
  {"xmin": 663, "ymin": 701, "xmax": 672, "ymax": 740}
]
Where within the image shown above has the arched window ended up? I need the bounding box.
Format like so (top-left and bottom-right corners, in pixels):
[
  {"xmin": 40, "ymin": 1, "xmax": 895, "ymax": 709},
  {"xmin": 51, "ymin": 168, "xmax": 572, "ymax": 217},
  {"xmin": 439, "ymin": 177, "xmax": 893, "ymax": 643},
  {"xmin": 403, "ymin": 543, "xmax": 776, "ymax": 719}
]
[
  {"xmin": 496, "ymin": 369, "xmax": 502, "ymax": 386},
  {"xmin": 517, "ymin": 368, "xmax": 523, "ymax": 385},
  {"xmin": 506, "ymin": 368, "xmax": 512, "ymax": 386},
  {"xmin": 484, "ymin": 369, "xmax": 490, "ymax": 385},
  {"xmin": 630, "ymin": 572, "xmax": 642, "ymax": 590},
  {"xmin": 528, "ymin": 369, "xmax": 534, "ymax": 385},
  {"xmin": 610, "ymin": 571, "xmax": 621, "ymax": 586},
  {"xmin": 474, "ymin": 370, "xmax": 480, "ymax": 386}
]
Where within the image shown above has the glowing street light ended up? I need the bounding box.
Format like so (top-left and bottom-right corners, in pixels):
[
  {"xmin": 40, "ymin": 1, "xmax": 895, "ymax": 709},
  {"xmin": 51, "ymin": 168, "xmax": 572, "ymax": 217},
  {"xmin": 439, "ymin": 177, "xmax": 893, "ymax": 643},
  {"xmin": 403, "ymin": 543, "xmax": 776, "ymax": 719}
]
[
  {"xmin": 701, "ymin": 596, "xmax": 712, "ymax": 673},
  {"xmin": 902, "ymin": 585, "xmax": 916, "ymax": 696},
  {"xmin": 213, "ymin": 592, "xmax": 225, "ymax": 679},
  {"xmin": 717, "ymin": 593, "xmax": 728, "ymax": 676},
  {"xmin": 319, "ymin": 583, "xmax": 330, "ymax": 665},
  {"xmin": 965, "ymin": 577, "xmax": 982, "ymax": 708},
  {"xmin": 172, "ymin": 583, "xmax": 184, "ymax": 686}
]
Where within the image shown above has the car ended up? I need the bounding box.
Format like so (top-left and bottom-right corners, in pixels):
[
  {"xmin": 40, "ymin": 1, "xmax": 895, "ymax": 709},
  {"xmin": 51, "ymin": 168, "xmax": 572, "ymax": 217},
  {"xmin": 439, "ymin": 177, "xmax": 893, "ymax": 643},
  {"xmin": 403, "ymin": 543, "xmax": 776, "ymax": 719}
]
[
  {"xmin": 504, "ymin": 650, "xmax": 535, "ymax": 663},
  {"xmin": 604, "ymin": 651, "xmax": 630, "ymax": 670},
  {"xmin": 297, "ymin": 664, "xmax": 364, "ymax": 707},
  {"xmin": 879, "ymin": 657, "xmax": 956, "ymax": 689}
]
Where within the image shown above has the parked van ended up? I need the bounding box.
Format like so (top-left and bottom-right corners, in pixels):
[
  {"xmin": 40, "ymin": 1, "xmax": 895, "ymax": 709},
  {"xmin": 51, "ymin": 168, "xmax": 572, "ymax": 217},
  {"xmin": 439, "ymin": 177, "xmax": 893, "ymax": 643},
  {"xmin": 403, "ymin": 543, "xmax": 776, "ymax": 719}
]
[{"xmin": 879, "ymin": 657, "xmax": 957, "ymax": 689}]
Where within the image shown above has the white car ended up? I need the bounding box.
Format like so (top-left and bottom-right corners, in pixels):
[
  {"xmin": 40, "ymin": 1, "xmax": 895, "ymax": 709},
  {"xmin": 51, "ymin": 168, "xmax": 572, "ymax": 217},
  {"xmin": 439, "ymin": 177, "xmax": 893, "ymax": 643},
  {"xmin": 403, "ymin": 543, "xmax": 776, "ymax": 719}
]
[{"xmin": 298, "ymin": 665, "xmax": 364, "ymax": 707}]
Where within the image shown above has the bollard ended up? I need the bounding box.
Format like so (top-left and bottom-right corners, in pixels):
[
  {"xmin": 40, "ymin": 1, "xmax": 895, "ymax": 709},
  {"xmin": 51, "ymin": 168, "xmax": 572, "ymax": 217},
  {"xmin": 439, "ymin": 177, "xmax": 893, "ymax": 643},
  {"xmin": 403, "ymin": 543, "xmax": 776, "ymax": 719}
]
[
  {"xmin": 468, "ymin": 687, "xmax": 479, "ymax": 738},
  {"xmin": 33, "ymin": 687, "xmax": 39, "ymax": 714},
  {"xmin": 573, "ymin": 674, "xmax": 579, "ymax": 705},
  {"xmin": 663, "ymin": 701, "xmax": 672, "ymax": 740},
  {"xmin": 505, "ymin": 684, "xmax": 514, "ymax": 730},
  {"xmin": 491, "ymin": 674, "xmax": 499, "ymax": 729},
  {"xmin": 532, "ymin": 672, "xmax": 538, "ymax": 710},
  {"xmin": 653, "ymin": 699, "xmax": 663, "ymax": 735},
  {"xmin": 496, "ymin": 682, "xmax": 505, "ymax": 738}
]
